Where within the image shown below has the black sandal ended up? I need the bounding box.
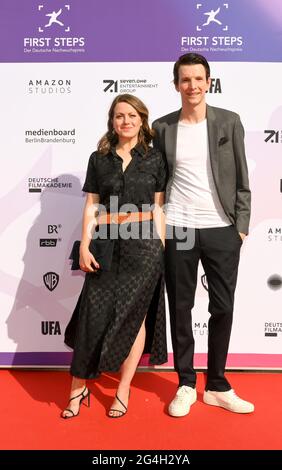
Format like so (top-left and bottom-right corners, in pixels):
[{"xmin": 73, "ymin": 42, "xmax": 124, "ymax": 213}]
[
  {"xmin": 61, "ymin": 386, "xmax": 90, "ymax": 419},
  {"xmin": 108, "ymin": 393, "xmax": 129, "ymax": 418}
]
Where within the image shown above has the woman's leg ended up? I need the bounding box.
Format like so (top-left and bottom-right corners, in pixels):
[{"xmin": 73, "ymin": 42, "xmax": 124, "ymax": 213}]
[
  {"xmin": 61, "ymin": 376, "xmax": 87, "ymax": 418},
  {"xmin": 109, "ymin": 318, "xmax": 146, "ymax": 417}
]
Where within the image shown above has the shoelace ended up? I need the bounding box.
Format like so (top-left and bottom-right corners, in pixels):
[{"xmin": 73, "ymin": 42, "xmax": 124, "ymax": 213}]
[
  {"xmin": 226, "ymin": 389, "xmax": 241, "ymax": 402},
  {"xmin": 175, "ymin": 386, "xmax": 194, "ymax": 401}
]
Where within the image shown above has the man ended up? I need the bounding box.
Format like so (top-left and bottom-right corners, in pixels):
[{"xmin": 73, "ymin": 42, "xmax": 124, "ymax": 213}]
[{"xmin": 153, "ymin": 53, "xmax": 254, "ymax": 416}]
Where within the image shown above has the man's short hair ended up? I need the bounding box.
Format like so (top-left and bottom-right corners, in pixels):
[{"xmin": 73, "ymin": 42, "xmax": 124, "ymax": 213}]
[{"xmin": 173, "ymin": 53, "xmax": 210, "ymax": 84}]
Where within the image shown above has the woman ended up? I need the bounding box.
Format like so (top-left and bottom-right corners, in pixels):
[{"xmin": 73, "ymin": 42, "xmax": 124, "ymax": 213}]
[{"xmin": 61, "ymin": 94, "xmax": 168, "ymax": 419}]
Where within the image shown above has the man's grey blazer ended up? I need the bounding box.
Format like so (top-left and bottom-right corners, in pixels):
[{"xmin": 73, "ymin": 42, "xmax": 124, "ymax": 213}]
[{"xmin": 152, "ymin": 105, "xmax": 251, "ymax": 234}]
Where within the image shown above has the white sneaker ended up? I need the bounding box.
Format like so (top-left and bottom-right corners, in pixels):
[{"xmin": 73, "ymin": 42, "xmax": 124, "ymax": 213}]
[
  {"xmin": 168, "ymin": 386, "xmax": 197, "ymax": 417},
  {"xmin": 203, "ymin": 389, "xmax": 254, "ymax": 413}
]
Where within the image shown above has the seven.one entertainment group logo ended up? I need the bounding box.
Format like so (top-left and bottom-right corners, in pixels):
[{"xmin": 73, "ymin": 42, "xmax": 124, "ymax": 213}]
[
  {"xmin": 103, "ymin": 78, "xmax": 222, "ymax": 94},
  {"xmin": 23, "ymin": 4, "xmax": 85, "ymax": 54},
  {"xmin": 264, "ymin": 130, "xmax": 282, "ymax": 143},
  {"xmin": 181, "ymin": 2, "xmax": 244, "ymax": 54},
  {"xmin": 103, "ymin": 79, "xmax": 158, "ymax": 94}
]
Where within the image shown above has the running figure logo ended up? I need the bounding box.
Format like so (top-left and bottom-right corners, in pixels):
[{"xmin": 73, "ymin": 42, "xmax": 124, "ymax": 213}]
[
  {"xmin": 45, "ymin": 9, "xmax": 64, "ymax": 28},
  {"xmin": 196, "ymin": 3, "xmax": 229, "ymax": 31},
  {"xmin": 203, "ymin": 8, "xmax": 222, "ymax": 26},
  {"xmin": 38, "ymin": 4, "xmax": 71, "ymax": 32}
]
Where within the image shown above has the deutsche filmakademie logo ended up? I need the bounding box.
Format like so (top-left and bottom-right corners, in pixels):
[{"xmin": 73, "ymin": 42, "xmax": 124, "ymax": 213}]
[
  {"xmin": 23, "ymin": 4, "xmax": 85, "ymax": 54},
  {"xmin": 264, "ymin": 322, "xmax": 282, "ymax": 337},
  {"xmin": 28, "ymin": 176, "xmax": 73, "ymax": 193},
  {"xmin": 181, "ymin": 2, "xmax": 243, "ymax": 54},
  {"xmin": 43, "ymin": 272, "xmax": 59, "ymax": 291}
]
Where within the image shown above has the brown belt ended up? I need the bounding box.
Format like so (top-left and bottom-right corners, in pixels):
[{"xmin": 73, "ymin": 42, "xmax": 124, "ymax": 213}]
[{"xmin": 97, "ymin": 211, "xmax": 153, "ymax": 225}]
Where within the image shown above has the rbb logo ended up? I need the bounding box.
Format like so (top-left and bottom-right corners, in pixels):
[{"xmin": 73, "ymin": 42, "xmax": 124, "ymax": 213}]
[
  {"xmin": 264, "ymin": 130, "xmax": 282, "ymax": 143},
  {"xmin": 41, "ymin": 321, "xmax": 61, "ymax": 335},
  {"xmin": 48, "ymin": 224, "xmax": 61, "ymax": 234},
  {"xmin": 207, "ymin": 78, "xmax": 222, "ymax": 93},
  {"xmin": 103, "ymin": 80, "xmax": 118, "ymax": 93}
]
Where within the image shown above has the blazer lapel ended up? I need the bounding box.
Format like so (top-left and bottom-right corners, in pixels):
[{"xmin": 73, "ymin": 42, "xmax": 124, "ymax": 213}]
[
  {"xmin": 165, "ymin": 109, "xmax": 181, "ymax": 174},
  {"xmin": 206, "ymin": 105, "xmax": 219, "ymax": 187}
]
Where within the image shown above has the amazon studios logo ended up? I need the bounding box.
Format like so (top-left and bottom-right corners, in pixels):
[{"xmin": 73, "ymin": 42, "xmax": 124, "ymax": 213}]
[
  {"xmin": 267, "ymin": 227, "xmax": 282, "ymax": 242},
  {"xmin": 27, "ymin": 79, "xmax": 71, "ymax": 94},
  {"xmin": 181, "ymin": 2, "xmax": 244, "ymax": 54},
  {"xmin": 23, "ymin": 4, "xmax": 85, "ymax": 55},
  {"xmin": 103, "ymin": 78, "xmax": 158, "ymax": 94}
]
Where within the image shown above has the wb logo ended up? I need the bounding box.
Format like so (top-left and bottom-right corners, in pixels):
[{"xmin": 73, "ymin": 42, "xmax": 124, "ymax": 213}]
[
  {"xmin": 264, "ymin": 130, "xmax": 282, "ymax": 143},
  {"xmin": 43, "ymin": 272, "xmax": 59, "ymax": 291},
  {"xmin": 201, "ymin": 274, "xmax": 209, "ymax": 292},
  {"xmin": 103, "ymin": 80, "xmax": 118, "ymax": 93}
]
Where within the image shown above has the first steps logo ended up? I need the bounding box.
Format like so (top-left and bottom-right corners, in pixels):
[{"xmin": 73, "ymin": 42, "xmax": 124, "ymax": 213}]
[
  {"xmin": 43, "ymin": 272, "xmax": 59, "ymax": 291},
  {"xmin": 181, "ymin": 2, "xmax": 244, "ymax": 54},
  {"xmin": 24, "ymin": 4, "xmax": 85, "ymax": 55}
]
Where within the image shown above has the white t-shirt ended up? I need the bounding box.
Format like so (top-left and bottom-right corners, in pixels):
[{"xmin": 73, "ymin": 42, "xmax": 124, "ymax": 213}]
[{"xmin": 166, "ymin": 119, "xmax": 230, "ymax": 228}]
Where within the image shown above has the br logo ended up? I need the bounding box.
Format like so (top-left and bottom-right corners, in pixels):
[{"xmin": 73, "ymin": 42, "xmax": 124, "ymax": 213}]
[{"xmin": 43, "ymin": 272, "xmax": 59, "ymax": 291}]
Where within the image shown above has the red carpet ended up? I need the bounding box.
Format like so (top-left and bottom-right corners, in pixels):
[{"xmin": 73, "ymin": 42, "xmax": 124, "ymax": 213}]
[{"xmin": 0, "ymin": 370, "xmax": 281, "ymax": 450}]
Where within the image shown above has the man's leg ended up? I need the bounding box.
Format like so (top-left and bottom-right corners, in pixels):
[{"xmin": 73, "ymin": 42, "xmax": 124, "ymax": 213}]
[
  {"xmin": 200, "ymin": 226, "xmax": 241, "ymax": 391},
  {"xmin": 165, "ymin": 226, "xmax": 200, "ymax": 388}
]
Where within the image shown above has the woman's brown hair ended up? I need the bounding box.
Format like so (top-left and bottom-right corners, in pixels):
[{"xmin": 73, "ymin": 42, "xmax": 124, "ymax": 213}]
[{"xmin": 97, "ymin": 94, "xmax": 154, "ymax": 154}]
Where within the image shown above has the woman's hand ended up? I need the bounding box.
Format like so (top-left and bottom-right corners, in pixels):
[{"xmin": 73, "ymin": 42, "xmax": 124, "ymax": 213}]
[{"xmin": 79, "ymin": 244, "xmax": 100, "ymax": 272}]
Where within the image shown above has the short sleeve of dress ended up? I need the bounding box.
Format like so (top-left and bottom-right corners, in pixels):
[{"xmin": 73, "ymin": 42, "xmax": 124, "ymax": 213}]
[
  {"xmin": 82, "ymin": 152, "xmax": 99, "ymax": 193},
  {"xmin": 155, "ymin": 150, "xmax": 168, "ymax": 192}
]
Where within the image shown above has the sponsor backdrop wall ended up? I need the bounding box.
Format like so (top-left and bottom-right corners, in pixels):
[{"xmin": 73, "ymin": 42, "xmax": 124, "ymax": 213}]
[{"xmin": 0, "ymin": 0, "xmax": 281, "ymax": 369}]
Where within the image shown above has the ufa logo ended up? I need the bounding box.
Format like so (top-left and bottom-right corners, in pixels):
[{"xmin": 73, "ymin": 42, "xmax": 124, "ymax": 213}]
[{"xmin": 43, "ymin": 272, "xmax": 59, "ymax": 291}]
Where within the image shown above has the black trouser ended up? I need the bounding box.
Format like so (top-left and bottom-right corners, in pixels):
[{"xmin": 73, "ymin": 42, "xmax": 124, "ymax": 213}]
[{"xmin": 165, "ymin": 225, "xmax": 242, "ymax": 391}]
